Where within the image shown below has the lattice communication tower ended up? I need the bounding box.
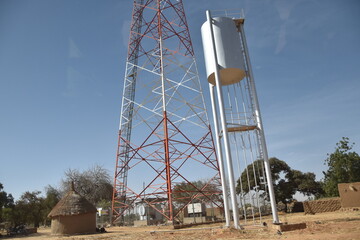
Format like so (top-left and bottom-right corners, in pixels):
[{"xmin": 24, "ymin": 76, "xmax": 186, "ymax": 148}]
[{"xmin": 112, "ymin": 0, "xmax": 222, "ymax": 225}]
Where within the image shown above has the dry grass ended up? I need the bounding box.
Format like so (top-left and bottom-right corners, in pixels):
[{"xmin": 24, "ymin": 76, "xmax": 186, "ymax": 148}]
[{"xmin": 6, "ymin": 210, "xmax": 360, "ymax": 240}]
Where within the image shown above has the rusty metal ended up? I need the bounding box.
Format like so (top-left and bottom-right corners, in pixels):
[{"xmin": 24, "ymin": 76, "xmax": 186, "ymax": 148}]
[{"xmin": 112, "ymin": 0, "xmax": 222, "ymax": 225}]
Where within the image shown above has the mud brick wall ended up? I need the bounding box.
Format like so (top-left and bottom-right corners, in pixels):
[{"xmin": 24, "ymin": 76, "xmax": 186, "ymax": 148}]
[
  {"xmin": 303, "ymin": 198, "xmax": 341, "ymax": 214},
  {"xmin": 338, "ymin": 182, "xmax": 360, "ymax": 208}
]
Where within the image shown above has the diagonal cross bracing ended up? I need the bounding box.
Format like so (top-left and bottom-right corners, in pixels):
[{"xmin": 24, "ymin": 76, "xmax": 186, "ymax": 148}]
[{"xmin": 112, "ymin": 0, "xmax": 222, "ymax": 225}]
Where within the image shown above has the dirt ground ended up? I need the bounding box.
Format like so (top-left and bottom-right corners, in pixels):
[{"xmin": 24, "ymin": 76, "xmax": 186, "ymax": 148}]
[{"xmin": 5, "ymin": 210, "xmax": 360, "ymax": 240}]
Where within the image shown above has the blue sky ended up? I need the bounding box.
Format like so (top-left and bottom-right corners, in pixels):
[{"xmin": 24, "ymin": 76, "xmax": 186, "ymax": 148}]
[{"xmin": 0, "ymin": 0, "xmax": 359, "ymax": 200}]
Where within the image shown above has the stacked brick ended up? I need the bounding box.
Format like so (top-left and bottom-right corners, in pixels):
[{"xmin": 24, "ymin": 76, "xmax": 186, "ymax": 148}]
[{"xmin": 303, "ymin": 198, "xmax": 341, "ymax": 214}]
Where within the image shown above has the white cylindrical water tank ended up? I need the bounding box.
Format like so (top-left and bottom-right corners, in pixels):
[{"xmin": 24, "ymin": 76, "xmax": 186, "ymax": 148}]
[{"xmin": 201, "ymin": 17, "xmax": 246, "ymax": 85}]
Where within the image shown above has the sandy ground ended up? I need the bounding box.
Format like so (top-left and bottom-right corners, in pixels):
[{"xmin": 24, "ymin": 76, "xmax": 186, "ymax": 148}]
[{"xmin": 4, "ymin": 210, "xmax": 360, "ymax": 240}]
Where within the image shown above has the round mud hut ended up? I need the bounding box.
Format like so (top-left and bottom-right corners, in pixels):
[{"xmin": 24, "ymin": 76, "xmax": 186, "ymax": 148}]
[{"xmin": 48, "ymin": 183, "xmax": 97, "ymax": 235}]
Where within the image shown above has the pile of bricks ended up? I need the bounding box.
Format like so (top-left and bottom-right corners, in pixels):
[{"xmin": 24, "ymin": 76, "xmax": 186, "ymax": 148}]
[{"xmin": 303, "ymin": 198, "xmax": 341, "ymax": 214}]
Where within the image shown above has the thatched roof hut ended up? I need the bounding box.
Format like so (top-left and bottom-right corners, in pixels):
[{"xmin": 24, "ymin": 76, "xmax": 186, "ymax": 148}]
[{"xmin": 48, "ymin": 183, "xmax": 97, "ymax": 235}]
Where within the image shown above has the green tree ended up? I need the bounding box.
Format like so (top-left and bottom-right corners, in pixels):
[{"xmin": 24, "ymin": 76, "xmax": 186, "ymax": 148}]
[
  {"xmin": 323, "ymin": 137, "xmax": 360, "ymax": 197},
  {"xmin": 41, "ymin": 185, "xmax": 61, "ymax": 226},
  {"xmin": 237, "ymin": 158, "xmax": 323, "ymax": 203},
  {"xmin": 15, "ymin": 191, "xmax": 44, "ymax": 227},
  {"xmin": 97, "ymin": 199, "xmax": 111, "ymax": 209},
  {"xmin": 2, "ymin": 207, "xmax": 15, "ymax": 224},
  {"xmin": 291, "ymin": 170, "xmax": 323, "ymax": 198},
  {"xmin": 0, "ymin": 183, "xmax": 14, "ymax": 223}
]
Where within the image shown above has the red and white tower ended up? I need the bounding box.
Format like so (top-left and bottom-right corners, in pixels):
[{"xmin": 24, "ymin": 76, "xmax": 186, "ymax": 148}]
[{"xmin": 112, "ymin": 0, "xmax": 222, "ymax": 225}]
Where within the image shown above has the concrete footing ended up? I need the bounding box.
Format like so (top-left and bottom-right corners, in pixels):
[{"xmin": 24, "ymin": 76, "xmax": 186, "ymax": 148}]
[{"xmin": 272, "ymin": 223, "xmax": 307, "ymax": 232}]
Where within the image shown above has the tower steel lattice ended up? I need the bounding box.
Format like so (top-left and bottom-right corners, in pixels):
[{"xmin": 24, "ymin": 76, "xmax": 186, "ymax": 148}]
[{"xmin": 112, "ymin": 0, "xmax": 222, "ymax": 225}]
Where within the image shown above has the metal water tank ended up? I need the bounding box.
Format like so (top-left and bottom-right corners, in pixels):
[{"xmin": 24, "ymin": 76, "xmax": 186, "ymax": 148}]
[{"xmin": 201, "ymin": 17, "xmax": 246, "ymax": 85}]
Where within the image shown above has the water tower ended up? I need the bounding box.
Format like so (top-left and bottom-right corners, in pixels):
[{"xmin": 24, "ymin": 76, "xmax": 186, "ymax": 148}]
[{"xmin": 201, "ymin": 10, "xmax": 280, "ymax": 228}]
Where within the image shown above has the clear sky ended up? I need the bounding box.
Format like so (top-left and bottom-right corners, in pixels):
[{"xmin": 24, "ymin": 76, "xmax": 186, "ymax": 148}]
[{"xmin": 1, "ymin": 0, "xmax": 359, "ymax": 201}]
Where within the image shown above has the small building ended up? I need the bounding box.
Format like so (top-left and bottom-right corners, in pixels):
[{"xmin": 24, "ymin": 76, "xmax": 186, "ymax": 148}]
[
  {"xmin": 338, "ymin": 182, "xmax": 360, "ymax": 208},
  {"xmin": 48, "ymin": 183, "xmax": 97, "ymax": 235}
]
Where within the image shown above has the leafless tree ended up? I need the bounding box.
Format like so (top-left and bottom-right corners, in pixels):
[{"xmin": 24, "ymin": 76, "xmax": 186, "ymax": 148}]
[{"xmin": 61, "ymin": 165, "xmax": 113, "ymax": 205}]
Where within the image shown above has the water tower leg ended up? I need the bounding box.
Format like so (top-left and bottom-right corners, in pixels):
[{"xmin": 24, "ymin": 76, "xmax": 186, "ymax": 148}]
[
  {"xmin": 206, "ymin": 10, "xmax": 241, "ymax": 229},
  {"xmin": 209, "ymin": 84, "xmax": 231, "ymax": 228},
  {"xmin": 238, "ymin": 23, "xmax": 280, "ymax": 224}
]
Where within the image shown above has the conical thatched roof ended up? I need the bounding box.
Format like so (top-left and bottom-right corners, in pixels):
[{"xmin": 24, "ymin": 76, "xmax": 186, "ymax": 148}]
[{"xmin": 48, "ymin": 183, "xmax": 97, "ymax": 218}]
